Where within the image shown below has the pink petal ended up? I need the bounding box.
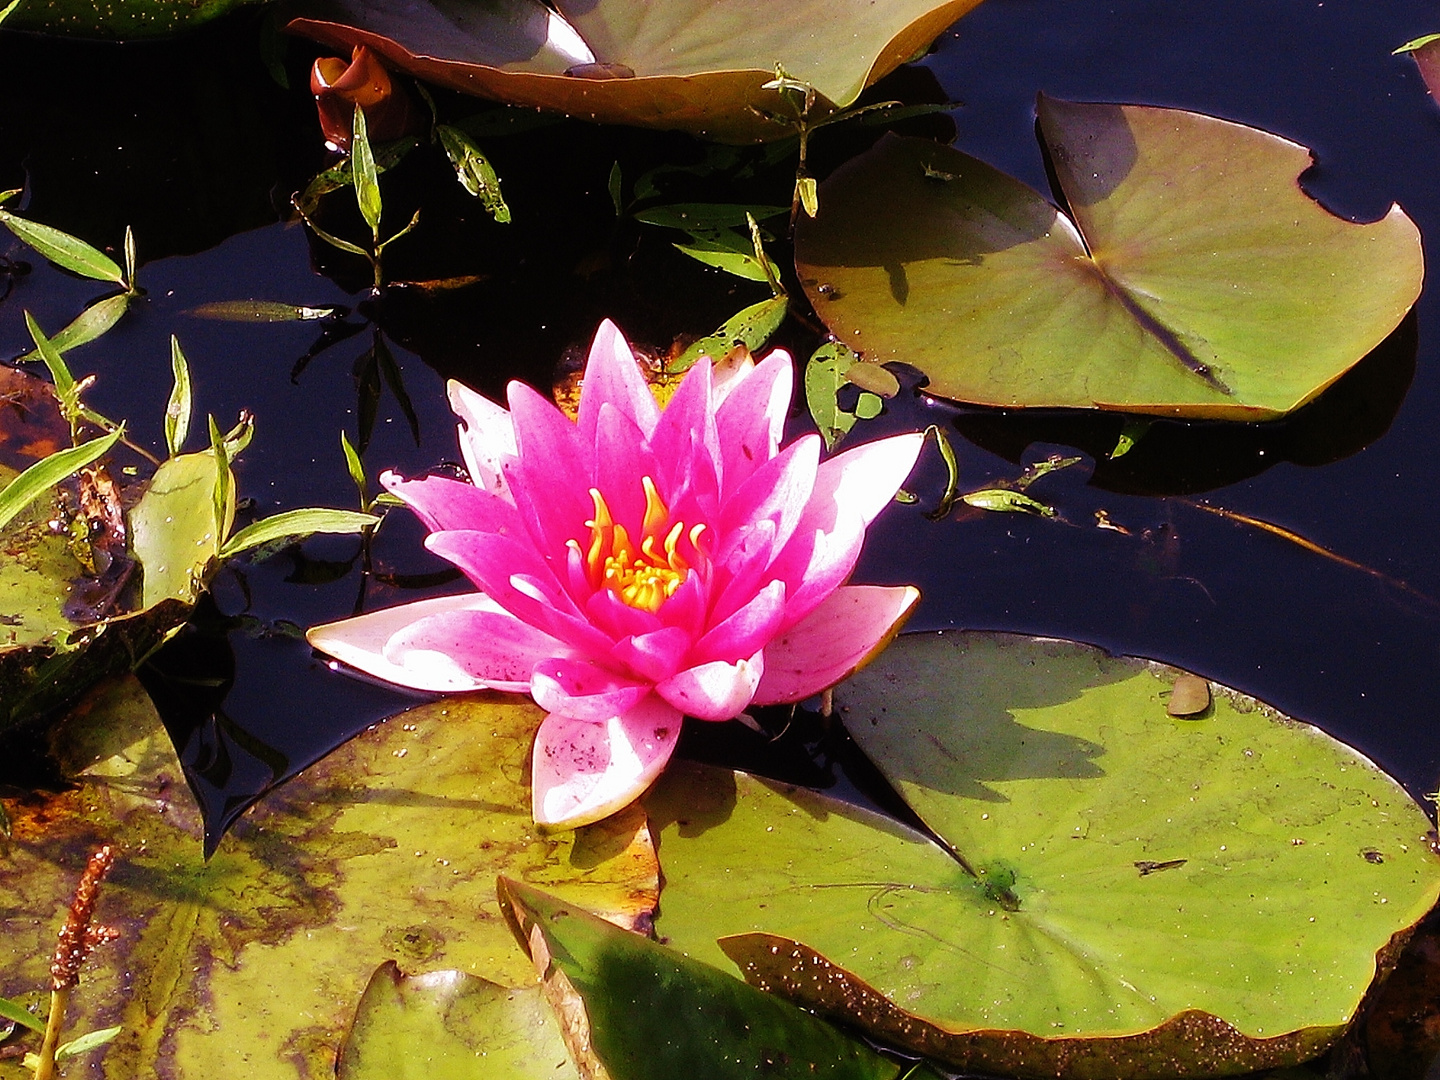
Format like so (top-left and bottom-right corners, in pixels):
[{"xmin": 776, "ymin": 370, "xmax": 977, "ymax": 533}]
[
  {"xmin": 710, "ymin": 350, "xmax": 757, "ymax": 406},
  {"xmin": 593, "ymin": 401, "xmax": 656, "ymax": 535},
  {"xmin": 691, "ymin": 579, "xmax": 786, "ymax": 665},
  {"xmin": 812, "ymin": 431, "xmax": 925, "ymax": 528},
  {"xmin": 766, "ymin": 508, "xmax": 865, "ymax": 631},
  {"xmin": 381, "ymin": 472, "xmax": 525, "ymax": 536},
  {"xmin": 714, "ymin": 434, "xmax": 820, "ymax": 569},
  {"xmin": 609, "ymin": 625, "xmax": 692, "ymax": 684},
  {"xmin": 506, "ymin": 379, "xmax": 595, "ymax": 551},
  {"xmin": 648, "ymin": 362, "xmax": 721, "ymax": 516},
  {"xmin": 307, "ymin": 593, "xmax": 511, "ymax": 692},
  {"xmin": 531, "ymin": 657, "xmax": 650, "ymax": 721},
  {"xmin": 715, "ymin": 350, "xmax": 793, "ymax": 495},
  {"xmin": 577, "ymin": 320, "xmax": 661, "ymax": 443},
  {"xmin": 656, "ymin": 653, "xmax": 763, "ymax": 722},
  {"xmin": 531, "ymin": 696, "xmax": 682, "ymax": 828},
  {"xmin": 384, "ymin": 604, "xmax": 570, "ymax": 692},
  {"xmin": 447, "ymin": 379, "xmax": 516, "ymax": 500},
  {"xmin": 752, "ymin": 585, "xmax": 920, "ymax": 705}
]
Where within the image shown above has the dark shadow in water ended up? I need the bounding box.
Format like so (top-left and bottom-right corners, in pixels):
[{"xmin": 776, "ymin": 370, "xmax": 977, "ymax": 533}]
[{"xmin": 952, "ymin": 310, "xmax": 1417, "ymax": 496}]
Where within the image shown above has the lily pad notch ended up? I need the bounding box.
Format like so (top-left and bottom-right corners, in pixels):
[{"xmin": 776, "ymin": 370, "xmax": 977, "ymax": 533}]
[{"xmin": 795, "ymin": 96, "xmax": 1424, "ymax": 418}]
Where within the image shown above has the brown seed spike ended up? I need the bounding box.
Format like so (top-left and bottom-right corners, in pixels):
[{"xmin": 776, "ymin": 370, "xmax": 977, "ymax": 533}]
[{"xmin": 49, "ymin": 845, "xmax": 117, "ymax": 991}]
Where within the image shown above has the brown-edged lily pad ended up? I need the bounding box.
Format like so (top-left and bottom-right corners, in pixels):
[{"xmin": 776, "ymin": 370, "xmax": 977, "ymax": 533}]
[
  {"xmin": 646, "ymin": 632, "xmax": 1440, "ymax": 1078},
  {"xmin": 795, "ymin": 99, "xmax": 1423, "ymax": 418},
  {"xmin": 0, "ymin": 677, "xmax": 657, "ymax": 1079},
  {"xmin": 284, "ymin": 0, "xmax": 986, "ymax": 142}
]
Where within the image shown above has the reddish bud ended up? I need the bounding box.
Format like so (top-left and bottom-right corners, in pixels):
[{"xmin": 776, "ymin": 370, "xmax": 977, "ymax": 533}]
[{"xmin": 310, "ymin": 45, "xmax": 420, "ymax": 153}]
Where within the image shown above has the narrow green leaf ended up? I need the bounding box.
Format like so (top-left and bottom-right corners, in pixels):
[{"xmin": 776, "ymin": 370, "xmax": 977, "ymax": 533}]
[
  {"xmin": 0, "ymin": 995, "xmax": 44, "ymax": 1034},
  {"xmin": 0, "ymin": 211, "xmax": 125, "ymax": 284},
  {"xmin": 56, "ymin": 1025, "xmax": 123, "ymax": 1061},
  {"xmin": 218, "ymin": 508, "xmax": 380, "ymax": 560},
  {"xmin": 746, "ymin": 212, "xmax": 785, "ymax": 297},
  {"xmin": 290, "ymin": 198, "xmax": 371, "ymax": 257},
  {"xmin": 674, "ymin": 295, "xmax": 789, "ymax": 374},
  {"xmin": 436, "ymin": 125, "xmax": 511, "ymax": 223},
  {"xmin": 188, "ymin": 300, "xmax": 344, "ymax": 322},
  {"xmin": 672, "ymin": 240, "xmax": 769, "ymax": 282},
  {"xmin": 24, "ymin": 311, "xmax": 76, "ymax": 401},
  {"xmin": 1109, "ymin": 418, "xmax": 1152, "ymax": 459},
  {"xmin": 0, "ymin": 428, "xmax": 123, "ymax": 534},
  {"xmin": 18, "ymin": 292, "xmax": 129, "ymax": 363},
  {"xmin": 1395, "ymin": 33, "xmax": 1440, "ymax": 53},
  {"xmin": 0, "ymin": 188, "xmax": 19, "ymax": 205},
  {"xmin": 608, "ymin": 161, "xmax": 623, "ymax": 216},
  {"xmin": 220, "ymin": 413, "xmax": 254, "ymax": 462},
  {"xmin": 376, "ymin": 208, "xmax": 422, "ymax": 255},
  {"xmin": 924, "ymin": 424, "xmax": 961, "ymax": 520},
  {"xmin": 352, "ymin": 106, "xmax": 383, "ymax": 238},
  {"xmin": 166, "ymin": 336, "xmax": 193, "ymax": 458},
  {"xmin": 0, "ymin": 0, "xmax": 21, "ymax": 26},
  {"xmin": 123, "ymin": 225, "xmax": 137, "ymax": 291},
  {"xmin": 962, "ymin": 488, "xmax": 1057, "ymax": 516},
  {"xmin": 340, "ymin": 431, "xmax": 367, "ymax": 503},
  {"xmin": 207, "ymin": 415, "xmax": 231, "ymax": 544}
]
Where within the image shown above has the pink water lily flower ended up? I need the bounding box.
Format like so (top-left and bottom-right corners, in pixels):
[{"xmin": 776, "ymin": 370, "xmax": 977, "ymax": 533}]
[{"xmin": 308, "ymin": 321, "xmax": 923, "ymax": 827}]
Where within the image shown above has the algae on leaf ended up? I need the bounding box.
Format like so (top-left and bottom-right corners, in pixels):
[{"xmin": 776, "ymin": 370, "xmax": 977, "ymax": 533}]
[
  {"xmin": 648, "ymin": 632, "xmax": 1440, "ymax": 1079},
  {"xmin": 0, "ymin": 681, "xmax": 658, "ymax": 1080},
  {"xmin": 796, "ymin": 100, "xmax": 1423, "ymax": 419}
]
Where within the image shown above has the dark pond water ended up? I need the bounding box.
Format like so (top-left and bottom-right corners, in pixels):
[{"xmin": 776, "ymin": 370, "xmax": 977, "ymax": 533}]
[{"xmin": 3, "ymin": 0, "xmax": 1440, "ymax": 862}]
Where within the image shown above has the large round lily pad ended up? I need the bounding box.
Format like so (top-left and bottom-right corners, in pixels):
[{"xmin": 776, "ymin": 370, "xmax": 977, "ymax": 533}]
[
  {"xmin": 647, "ymin": 632, "xmax": 1440, "ymax": 1078},
  {"xmin": 284, "ymin": 0, "xmax": 985, "ymax": 142},
  {"xmin": 795, "ymin": 100, "xmax": 1423, "ymax": 418},
  {"xmin": 0, "ymin": 678, "xmax": 657, "ymax": 1079}
]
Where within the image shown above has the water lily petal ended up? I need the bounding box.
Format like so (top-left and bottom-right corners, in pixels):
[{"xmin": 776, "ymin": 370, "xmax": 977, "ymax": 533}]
[
  {"xmin": 507, "ymin": 379, "xmax": 595, "ymax": 549},
  {"xmin": 715, "ymin": 349, "xmax": 792, "ymax": 494},
  {"xmin": 648, "ymin": 360, "xmax": 721, "ymax": 513},
  {"xmin": 307, "ymin": 593, "xmax": 509, "ymax": 692},
  {"xmin": 578, "ymin": 319, "xmax": 661, "ymax": 443},
  {"xmin": 769, "ymin": 509, "xmax": 866, "ymax": 631},
  {"xmin": 532, "ymin": 657, "xmax": 651, "ymax": 721},
  {"xmin": 715, "ymin": 434, "xmax": 820, "ymax": 568},
  {"xmin": 692, "ymin": 579, "xmax": 786, "ymax": 665},
  {"xmin": 447, "ymin": 379, "xmax": 516, "ymax": 500},
  {"xmin": 610, "ymin": 626, "xmax": 692, "ymax": 684},
  {"xmin": 594, "ymin": 401, "xmax": 656, "ymax": 535},
  {"xmin": 381, "ymin": 472, "xmax": 525, "ymax": 535},
  {"xmin": 812, "ymin": 430, "xmax": 925, "ymax": 528},
  {"xmin": 531, "ymin": 697, "xmax": 682, "ymax": 828},
  {"xmin": 657, "ymin": 653, "xmax": 763, "ymax": 721},
  {"xmin": 384, "ymin": 603, "xmax": 571, "ymax": 692},
  {"xmin": 753, "ymin": 584, "xmax": 920, "ymax": 705}
]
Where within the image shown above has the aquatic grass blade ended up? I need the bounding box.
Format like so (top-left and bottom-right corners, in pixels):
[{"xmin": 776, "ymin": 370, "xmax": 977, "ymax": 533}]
[
  {"xmin": 351, "ymin": 106, "xmax": 383, "ymax": 238},
  {"xmin": 0, "ymin": 428, "xmax": 123, "ymax": 534},
  {"xmin": 218, "ymin": 508, "xmax": 379, "ymax": 560},
  {"xmin": 17, "ymin": 293, "xmax": 130, "ymax": 363},
  {"xmin": 0, "ymin": 211, "xmax": 125, "ymax": 285},
  {"xmin": 165, "ymin": 336, "xmax": 193, "ymax": 457},
  {"xmin": 0, "ymin": 994, "xmax": 45, "ymax": 1035}
]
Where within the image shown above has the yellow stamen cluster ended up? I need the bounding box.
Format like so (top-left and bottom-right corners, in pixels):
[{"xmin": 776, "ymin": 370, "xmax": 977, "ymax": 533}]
[{"xmin": 574, "ymin": 477, "xmax": 704, "ymax": 613}]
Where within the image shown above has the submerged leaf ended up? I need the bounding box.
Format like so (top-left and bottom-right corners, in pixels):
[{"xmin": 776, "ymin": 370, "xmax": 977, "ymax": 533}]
[
  {"xmin": 0, "ymin": 680, "xmax": 658, "ymax": 1079},
  {"xmin": 796, "ymin": 102, "xmax": 1423, "ymax": 419},
  {"xmin": 284, "ymin": 0, "xmax": 986, "ymax": 142},
  {"xmin": 649, "ymin": 632, "xmax": 1440, "ymax": 1078}
]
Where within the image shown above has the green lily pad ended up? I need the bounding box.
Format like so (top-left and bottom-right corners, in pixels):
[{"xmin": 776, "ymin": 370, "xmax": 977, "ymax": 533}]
[
  {"xmin": 647, "ymin": 632, "xmax": 1440, "ymax": 1078},
  {"xmin": 498, "ymin": 878, "xmax": 921, "ymax": 1080},
  {"xmin": 795, "ymin": 100, "xmax": 1423, "ymax": 418},
  {"xmin": 337, "ymin": 962, "xmax": 578, "ymax": 1080},
  {"xmin": 0, "ymin": 678, "xmax": 658, "ymax": 1079},
  {"xmin": 285, "ymin": 0, "xmax": 986, "ymax": 142}
]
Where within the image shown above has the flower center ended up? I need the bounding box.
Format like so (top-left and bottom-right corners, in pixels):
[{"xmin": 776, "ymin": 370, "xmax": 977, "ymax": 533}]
[{"xmin": 577, "ymin": 477, "xmax": 704, "ymax": 613}]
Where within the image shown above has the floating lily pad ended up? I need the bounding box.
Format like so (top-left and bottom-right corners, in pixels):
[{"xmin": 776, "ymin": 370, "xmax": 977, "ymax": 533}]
[
  {"xmin": 0, "ymin": 679, "xmax": 658, "ymax": 1079},
  {"xmin": 647, "ymin": 631, "xmax": 1440, "ymax": 1078},
  {"xmin": 337, "ymin": 962, "xmax": 578, "ymax": 1080},
  {"xmin": 498, "ymin": 877, "xmax": 923, "ymax": 1080},
  {"xmin": 284, "ymin": 0, "xmax": 986, "ymax": 142},
  {"xmin": 795, "ymin": 100, "xmax": 1423, "ymax": 418}
]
